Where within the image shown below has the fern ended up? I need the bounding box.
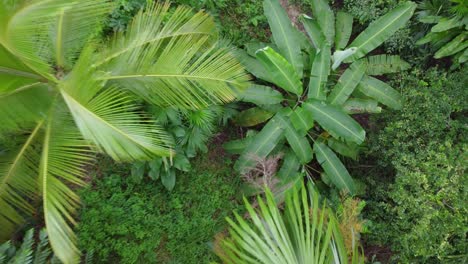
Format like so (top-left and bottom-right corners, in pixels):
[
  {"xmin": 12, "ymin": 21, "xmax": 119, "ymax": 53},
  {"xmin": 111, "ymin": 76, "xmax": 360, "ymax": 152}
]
[{"xmin": 366, "ymin": 55, "xmax": 410, "ymax": 75}]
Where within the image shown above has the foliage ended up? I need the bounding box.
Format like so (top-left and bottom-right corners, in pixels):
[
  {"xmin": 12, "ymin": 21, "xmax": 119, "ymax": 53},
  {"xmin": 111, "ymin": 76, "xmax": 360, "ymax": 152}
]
[
  {"xmin": 416, "ymin": 0, "xmax": 468, "ymax": 64},
  {"xmin": 226, "ymin": 0, "xmax": 415, "ymax": 195},
  {"xmin": 361, "ymin": 68, "xmax": 467, "ymax": 263},
  {"xmin": 130, "ymin": 104, "xmax": 237, "ymax": 191},
  {"xmin": 77, "ymin": 155, "xmax": 242, "ymax": 264},
  {"xmin": 215, "ymin": 183, "xmax": 365, "ymax": 263},
  {"xmin": 343, "ymin": 0, "xmax": 420, "ymax": 55},
  {"xmin": 0, "ymin": 228, "xmax": 91, "ymax": 264},
  {"xmin": 0, "ymin": 1, "xmax": 249, "ymax": 262}
]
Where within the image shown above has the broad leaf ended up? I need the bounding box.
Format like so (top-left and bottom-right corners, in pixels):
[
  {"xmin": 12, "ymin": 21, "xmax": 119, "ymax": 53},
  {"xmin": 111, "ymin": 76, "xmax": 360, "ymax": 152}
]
[
  {"xmin": 223, "ymin": 134, "xmax": 257, "ymax": 155},
  {"xmin": 310, "ymin": 0, "xmax": 335, "ymax": 45},
  {"xmin": 331, "ymin": 48, "xmax": 357, "ymax": 70},
  {"xmin": 335, "ymin": 12, "xmax": 353, "ymax": 50},
  {"xmin": 235, "ymin": 107, "xmax": 274, "ymax": 127},
  {"xmin": 264, "ymin": 0, "xmax": 304, "ymax": 76},
  {"xmin": 238, "ymin": 84, "xmax": 284, "ymax": 105},
  {"xmin": 431, "ymin": 17, "xmax": 464, "ymax": 32},
  {"xmin": 256, "ymin": 47, "xmax": 303, "ymax": 96},
  {"xmin": 161, "ymin": 169, "xmax": 176, "ymax": 191},
  {"xmin": 366, "ymin": 55, "xmax": 410, "ymax": 75},
  {"xmin": 235, "ymin": 116, "xmax": 285, "ymax": 173},
  {"xmin": 308, "ymin": 45, "xmax": 331, "ymax": 100},
  {"xmin": 314, "ymin": 142, "xmax": 355, "ymax": 194},
  {"xmin": 290, "ymin": 106, "xmax": 315, "ymax": 136},
  {"xmin": 343, "ymin": 98, "xmax": 382, "ymax": 114},
  {"xmin": 276, "ymin": 150, "xmax": 301, "ymax": 180},
  {"xmin": 304, "ymin": 100, "xmax": 365, "ymax": 144},
  {"xmin": 327, "ymin": 138, "xmax": 359, "ymax": 160},
  {"xmin": 277, "ymin": 113, "xmax": 313, "ymax": 164},
  {"xmin": 328, "ymin": 60, "xmax": 367, "ymax": 105},
  {"xmin": 434, "ymin": 33, "xmax": 468, "ymax": 59},
  {"xmin": 301, "ymin": 15, "xmax": 326, "ymax": 50},
  {"xmin": 234, "ymin": 49, "xmax": 274, "ymax": 83},
  {"xmin": 358, "ymin": 76, "xmax": 402, "ymax": 110},
  {"xmin": 346, "ymin": 2, "xmax": 416, "ymax": 61}
]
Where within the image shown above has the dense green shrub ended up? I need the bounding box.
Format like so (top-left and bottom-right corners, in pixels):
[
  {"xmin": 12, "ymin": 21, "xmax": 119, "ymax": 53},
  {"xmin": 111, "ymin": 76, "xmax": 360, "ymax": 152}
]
[
  {"xmin": 361, "ymin": 68, "xmax": 467, "ymax": 263},
  {"xmin": 77, "ymin": 156, "xmax": 242, "ymax": 263}
]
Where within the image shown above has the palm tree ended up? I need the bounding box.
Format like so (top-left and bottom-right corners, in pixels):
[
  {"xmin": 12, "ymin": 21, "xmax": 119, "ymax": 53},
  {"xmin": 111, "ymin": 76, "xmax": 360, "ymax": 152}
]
[
  {"xmin": 0, "ymin": 1, "xmax": 249, "ymax": 263},
  {"xmin": 215, "ymin": 183, "xmax": 365, "ymax": 264}
]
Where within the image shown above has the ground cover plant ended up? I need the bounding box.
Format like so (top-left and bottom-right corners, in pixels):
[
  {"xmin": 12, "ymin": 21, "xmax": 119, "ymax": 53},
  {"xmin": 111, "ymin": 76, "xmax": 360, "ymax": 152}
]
[
  {"xmin": 0, "ymin": 1, "xmax": 248, "ymax": 262},
  {"xmin": 77, "ymin": 154, "xmax": 242, "ymax": 263},
  {"xmin": 226, "ymin": 0, "xmax": 415, "ymax": 195}
]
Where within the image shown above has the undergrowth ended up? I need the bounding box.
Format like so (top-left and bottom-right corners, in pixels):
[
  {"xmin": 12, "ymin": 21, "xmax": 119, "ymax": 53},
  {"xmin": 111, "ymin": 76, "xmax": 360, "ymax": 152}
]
[{"xmin": 77, "ymin": 154, "xmax": 242, "ymax": 264}]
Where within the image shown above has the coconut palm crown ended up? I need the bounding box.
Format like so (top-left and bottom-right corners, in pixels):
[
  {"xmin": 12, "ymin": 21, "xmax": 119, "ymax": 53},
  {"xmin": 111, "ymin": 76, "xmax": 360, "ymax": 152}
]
[{"xmin": 0, "ymin": 0, "xmax": 249, "ymax": 262}]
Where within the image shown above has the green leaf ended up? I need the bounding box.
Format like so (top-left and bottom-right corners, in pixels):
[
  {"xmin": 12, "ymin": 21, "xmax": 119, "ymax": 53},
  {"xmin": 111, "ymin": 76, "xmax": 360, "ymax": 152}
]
[
  {"xmin": 308, "ymin": 45, "xmax": 331, "ymax": 100},
  {"xmin": 223, "ymin": 135, "xmax": 256, "ymax": 155},
  {"xmin": 431, "ymin": 17, "xmax": 464, "ymax": 32},
  {"xmin": 335, "ymin": 12, "xmax": 353, "ymax": 50},
  {"xmin": 328, "ymin": 60, "xmax": 367, "ymax": 105},
  {"xmin": 233, "ymin": 49, "xmax": 274, "ymax": 83},
  {"xmin": 256, "ymin": 47, "xmax": 303, "ymax": 96},
  {"xmin": 434, "ymin": 33, "xmax": 468, "ymax": 59},
  {"xmin": 346, "ymin": 2, "xmax": 417, "ymax": 61},
  {"xmin": 238, "ymin": 84, "xmax": 284, "ymax": 105},
  {"xmin": 314, "ymin": 142, "xmax": 355, "ymax": 194},
  {"xmin": 290, "ymin": 106, "xmax": 314, "ymax": 136},
  {"xmin": 327, "ymin": 138, "xmax": 359, "ymax": 160},
  {"xmin": 235, "ymin": 116, "xmax": 285, "ymax": 173},
  {"xmin": 343, "ymin": 98, "xmax": 382, "ymax": 114},
  {"xmin": 277, "ymin": 150, "xmax": 301, "ymax": 180},
  {"xmin": 131, "ymin": 161, "xmax": 146, "ymax": 183},
  {"xmin": 174, "ymin": 155, "xmax": 191, "ymax": 172},
  {"xmin": 276, "ymin": 113, "xmax": 313, "ymax": 164},
  {"xmin": 310, "ymin": 0, "xmax": 335, "ymax": 45},
  {"xmin": 358, "ymin": 76, "xmax": 402, "ymax": 110},
  {"xmin": 161, "ymin": 169, "xmax": 176, "ymax": 191},
  {"xmin": 304, "ymin": 100, "xmax": 365, "ymax": 144},
  {"xmin": 331, "ymin": 47, "xmax": 357, "ymax": 70},
  {"xmin": 366, "ymin": 55, "xmax": 410, "ymax": 75},
  {"xmin": 235, "ymin": 107, "xmax": 274, "ymax": 127},
  {"xmin": 300, "ymin": 15, "xmax": 326, "ymax": 50},
  {"xmin": 264, "ymin": 0, "xmax": 304, "ymax": 77}
]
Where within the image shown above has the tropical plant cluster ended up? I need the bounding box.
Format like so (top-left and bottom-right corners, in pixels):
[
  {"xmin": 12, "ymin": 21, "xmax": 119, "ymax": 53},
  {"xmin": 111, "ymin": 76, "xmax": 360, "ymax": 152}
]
[{"xmin": 0, "ymin": 0, "xmax": 466, "ymax": 263}]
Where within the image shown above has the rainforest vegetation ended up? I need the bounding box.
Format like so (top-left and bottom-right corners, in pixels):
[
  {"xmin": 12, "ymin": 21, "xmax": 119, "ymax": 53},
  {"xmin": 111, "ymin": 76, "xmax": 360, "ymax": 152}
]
[{"xmin": 0, "ymin": 0, "xmax": 466, "ymax": 263}]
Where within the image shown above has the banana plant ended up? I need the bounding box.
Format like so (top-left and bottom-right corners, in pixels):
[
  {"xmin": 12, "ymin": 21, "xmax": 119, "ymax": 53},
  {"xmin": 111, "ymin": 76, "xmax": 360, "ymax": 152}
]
[
  {"xmin": 416, "ymin": 0, "xmax": 468, "ymax": 64},
  {"xmin": 226, "ymin": 0, "xmax": 415, "ymax": 195},
  {"xmin": 215, "ymin": 183, "xmax": 365, "ymax": 264},
  {"xmin": 0, "ymin": 1, "xmax": 249, "ymax": 263}
]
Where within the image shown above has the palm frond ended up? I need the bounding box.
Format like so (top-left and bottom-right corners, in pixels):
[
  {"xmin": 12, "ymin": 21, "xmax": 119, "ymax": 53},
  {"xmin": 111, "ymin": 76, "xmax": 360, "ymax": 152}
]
[
  {"xmin": 60, "ymin": 47, "xmax": 173, "ymax": 161},
  {"xmin": 39, "ymin": 103, "xmax": 94, "ymax": 264},
  {"xmin": 1, "ymin": 0, "xmax": 111, "ymax": 79},
  {"xmin": 0, "ymin": 84, "xmax": 52, "ymax": 133},
  {"xmin": 0, "ymin": 121, "xmax": 44, "ymax": 240},
  {"xmin": 217, "ymin": 184, "xmax": 351, "ymax": 264},
  {"xmin": 95, "ymin": 1, "xmax": 249, "ymax": 109}
]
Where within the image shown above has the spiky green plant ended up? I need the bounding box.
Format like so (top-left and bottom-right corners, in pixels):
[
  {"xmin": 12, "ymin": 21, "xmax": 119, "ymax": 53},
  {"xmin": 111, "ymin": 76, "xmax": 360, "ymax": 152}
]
[
  {"xmin": 0, "ymin": 1, "xmax": 249, "ymax": 263},
  {"xmin": 215, "ymin": 183, "xmax": 365, "ymax": 264}
]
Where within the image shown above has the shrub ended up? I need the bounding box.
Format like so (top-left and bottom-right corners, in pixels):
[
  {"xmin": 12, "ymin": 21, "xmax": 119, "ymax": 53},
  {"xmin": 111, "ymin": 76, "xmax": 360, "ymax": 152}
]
[
  {"xmin": 77, "ymin": 156, "xmax": 242, "ymax": 263},
  {"xmin": 361, "ymin": 68, "xmax": 467, "ymax": 263}
]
